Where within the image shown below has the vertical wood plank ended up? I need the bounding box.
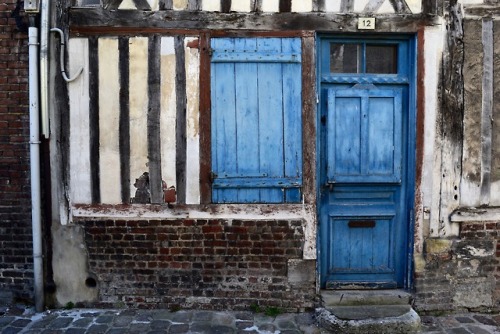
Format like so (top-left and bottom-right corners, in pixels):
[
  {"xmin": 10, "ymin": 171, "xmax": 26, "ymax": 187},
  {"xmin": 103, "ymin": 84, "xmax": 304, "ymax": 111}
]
[
  {"xmin": 257, "ymin": 38, "xmax": 283, "ymax": 202},
  {"xmin": 302, "ymin": 35, "xmax": 316, "ymax": 204},
  {"xmin": 160, "ymin": 0, "xmax": 173, "ymax": 9},
  {"xmin": 185, "ymin": 37, "xmax": 201, "ymax": 204},
  {"xmin": 188, "ymin": 0, "xmax": 201, "ymax": 10},
  {"xmin": 160, "ymin": 37, "xmax": 177, "ymax": 192},
  {"xmin": 88, "ymin": 37, "xmax": 100, "ymax": 204},
  {"xmin": 68, "ymin": 38, "xmax": 92, "ymax": 204},
  {"xmin": 312, "ymin": 0, "xmax": 324, "ymax": 11},
  {"xmin": 129, "ymin": 37, "xmax": 150, "ymax": 201},
  {"xmin": 119, "ymin": 37, "xmax": 130, "ymax": 204},
  {"xmin": 148, "ymin": 35, "xmax": 163, "ymax": 204},
  {"xmin": 480, "ymin": 19, "xmax": 493, "ymax": 205},
  {"xmin": 99, "ymin": 38, "xmax": 121, "ymax": 204},
  {"xmin": 236, "ymin": 38, "xmax": 260, "ymax": 202},
  {"xmin": 199, "ymin": 33, "xmax": 212, "ymax": 204},
  {"xmin": 279, "ymin": 0, "xmax": 291, "ymax": 12},
  {"xmin": 221, "ymin": 0, "xmax": 231, "ymax": 12},
  {"xmin": 340, "ymin": 0, "xmax": 354, "ymax": 12},
  {"xmin": 282, "ymin": 38, "xmax": 302, "ymax": 202},
  {"xmin": 175, "ymin": 36, "xmax": 187, "ymax": 203}
]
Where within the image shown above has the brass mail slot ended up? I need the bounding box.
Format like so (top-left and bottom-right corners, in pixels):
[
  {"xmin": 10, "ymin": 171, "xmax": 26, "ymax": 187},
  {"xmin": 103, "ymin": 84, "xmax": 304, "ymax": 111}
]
[{"xmin": 348, "ymin": 220, "xmax": 376, "ymax": 228}]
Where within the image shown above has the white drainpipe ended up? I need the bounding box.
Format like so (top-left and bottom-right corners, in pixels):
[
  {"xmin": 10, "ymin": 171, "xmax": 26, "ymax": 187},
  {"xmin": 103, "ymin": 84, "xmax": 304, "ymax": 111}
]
[
  {"xmin": 39, "ymin": 0, "xmax": 50, "ymax": 138},
  {"xmin": 28, "ymin": 26, "xmax": 44, "ymax": 312}
]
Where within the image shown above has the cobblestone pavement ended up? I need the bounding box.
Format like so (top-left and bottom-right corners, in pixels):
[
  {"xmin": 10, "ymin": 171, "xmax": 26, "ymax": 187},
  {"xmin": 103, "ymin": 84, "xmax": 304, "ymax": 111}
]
[{"xmin": 1, "ymin": 304, "xmax": 499, "ymax": 333}]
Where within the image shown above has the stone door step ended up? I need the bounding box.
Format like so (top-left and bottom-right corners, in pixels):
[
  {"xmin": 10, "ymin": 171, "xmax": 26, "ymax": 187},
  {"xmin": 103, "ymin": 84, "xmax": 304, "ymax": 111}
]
[
  {"xmin": 321, "ymin": 289, "xmax": 412, "ymax": 306},
  {"xmin": 316, "ymin": 307, "xmax": 421, "ymax": 334},
  {"xmin": 317, "ymin": 290, "xmax": 420, "ymax": 333}
]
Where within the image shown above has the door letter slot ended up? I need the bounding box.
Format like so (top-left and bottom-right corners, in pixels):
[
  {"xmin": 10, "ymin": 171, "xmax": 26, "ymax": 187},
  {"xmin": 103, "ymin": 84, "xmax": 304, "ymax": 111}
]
[{"xmin": 348, "ymin": 220, "xmax": 376, "ymax": 228}]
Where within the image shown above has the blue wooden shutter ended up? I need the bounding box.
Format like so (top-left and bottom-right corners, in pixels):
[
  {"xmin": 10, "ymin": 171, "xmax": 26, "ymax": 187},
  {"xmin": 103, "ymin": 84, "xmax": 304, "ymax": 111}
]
[{"xmin": 211, "ymin": 38, "xmax": 302, "ymax": 203}]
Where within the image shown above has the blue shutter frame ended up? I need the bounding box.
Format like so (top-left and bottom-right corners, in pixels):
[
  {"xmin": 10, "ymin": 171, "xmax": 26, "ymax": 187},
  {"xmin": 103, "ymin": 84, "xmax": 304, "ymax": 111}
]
[{"xmin": 211, "ymin": 38, "xmax": 303, "ymax": 203}]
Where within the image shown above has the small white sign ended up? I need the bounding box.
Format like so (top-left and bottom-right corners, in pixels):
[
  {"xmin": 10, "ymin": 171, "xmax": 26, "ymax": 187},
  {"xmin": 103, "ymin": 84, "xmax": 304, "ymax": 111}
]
[{"xmin": 358, "ymin": 18, "xmax": 376, "ymax": 30}]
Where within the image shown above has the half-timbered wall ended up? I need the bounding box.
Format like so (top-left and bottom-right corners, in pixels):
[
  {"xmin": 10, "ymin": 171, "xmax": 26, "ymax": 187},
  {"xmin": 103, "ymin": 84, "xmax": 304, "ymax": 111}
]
[{"xmin": 39, "ymin": 0, "xmax": 500, "ymax": 312}]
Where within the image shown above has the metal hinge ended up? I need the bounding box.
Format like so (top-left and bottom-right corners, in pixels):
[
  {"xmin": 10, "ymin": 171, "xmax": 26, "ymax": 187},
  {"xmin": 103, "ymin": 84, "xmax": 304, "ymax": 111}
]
[{"xmin": 209, "ymin": 171, "xmax": 217, "ymax": 183}]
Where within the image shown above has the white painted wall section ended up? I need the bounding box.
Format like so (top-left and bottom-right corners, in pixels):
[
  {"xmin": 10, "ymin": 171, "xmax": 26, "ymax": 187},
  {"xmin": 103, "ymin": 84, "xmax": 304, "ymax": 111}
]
[
  {"xmin": 129, "ymin": 37, "xmax": 150, "ymax": 200},
  {"xmin": 291, "ymin": 0, "xmax": 312, "ymax": 12},
  {"xmin": 354, "ymin": 0, "xmax": 369, "ymax": 12},
  {"xmin": 185, "ymin": 38, "xmax": 201, "ymax": 204},
  {"xmin": 262, "ymin": 0, "xmax": 279, "ymax": 12},
  {"xmin": 377, "ymin": 0, "xmax": 395, "ymax": 13},
  {"xmin": 118, "ymin": 0, "xmax": 136, "ymax": 9},
  {"xmin": 98, "ymin": 38, "xmax": 122, "ymax": 204},
  {"xmin": 202, "ymin": 0, "xmax": 220, "ymax": 11},
  {"xmin": 173, "ymin": 0, "xmax": 188, "ymax": 10},
  {"xmin": 406, "ymin": 0, "xmax": 422, "ymax": 14},
  {"xmin": 231, "ymin": 0, "xmax": 251, "ymax": 12},
  {"xmin": 324, "ymin": 0, "xmax": 341, "ymax": 13},
  {"xmin": 160, "ymin": 37, "xmax": 177, "ymax": 190},
  {"xmin": 68, "ymin": 38, "xmax": 92, "ymax": 204},
  {"xmin": 424, "ymin": 25, "xmax": 446, "ymax": 237}
]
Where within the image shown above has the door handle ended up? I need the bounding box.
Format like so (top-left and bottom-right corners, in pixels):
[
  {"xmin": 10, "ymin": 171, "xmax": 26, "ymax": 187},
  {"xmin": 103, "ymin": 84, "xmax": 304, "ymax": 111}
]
[{"xmin": 325, "ymin": 182, "xmax": 334, "ymax": 192}]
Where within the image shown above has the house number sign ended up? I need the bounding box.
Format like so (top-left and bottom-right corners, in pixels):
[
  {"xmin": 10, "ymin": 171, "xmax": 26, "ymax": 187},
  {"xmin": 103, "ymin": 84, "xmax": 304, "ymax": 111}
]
[{"xmin": 358, "ymin": 18, "xmax": 375, "ymax": 30}]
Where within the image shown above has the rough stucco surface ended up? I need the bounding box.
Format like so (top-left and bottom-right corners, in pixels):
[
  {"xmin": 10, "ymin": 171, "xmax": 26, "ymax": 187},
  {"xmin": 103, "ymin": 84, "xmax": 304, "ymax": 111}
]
[
  {"xmin": 491, "ymin": 21, "xmax": 500, "ymax": 183},
  {"xmin": 462, "ymin": 19, "xmax": 483, "ymax": 185},
  {"xmin": 52, "ymin": 223, "xmax": 98, "ymax": 306}
]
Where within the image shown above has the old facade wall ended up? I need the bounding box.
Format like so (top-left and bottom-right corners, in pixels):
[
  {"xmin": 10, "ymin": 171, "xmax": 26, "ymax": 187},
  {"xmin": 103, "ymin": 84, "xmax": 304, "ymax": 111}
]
[{"xmin": 0, "ymin": 0, "xmax": 33, "ymax": 304}]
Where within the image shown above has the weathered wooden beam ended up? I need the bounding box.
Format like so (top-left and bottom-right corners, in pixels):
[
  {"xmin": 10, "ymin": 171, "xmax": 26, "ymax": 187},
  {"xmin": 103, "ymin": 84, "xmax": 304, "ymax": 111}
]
[
  {"xmin": 175, "ymin": 36, "xmax": 187, "ymax": 204},
  {"xmin": 148, "ymin": 35, "xmax": 163, "ymax": 204},
  {"xmin": 69, "ymin": 9, "xmax": 438, "ymax": 35},
  {"xmin": 119, "ymin": 37, "xmax": 131, "ymax": 204},
  {"xmin": 199, "ymin": 32, "xmax": 211, "ymax": 204},
  {"xmin": 437, "ymin": 0, "xmax": 463, "ymax": 236},
  {"xmin": 88, "ymin": 36, "xmax": 101, "ymax": 204},
  {"xmin": 464, "ymin": 5, "xmax": 500, "ymax": 17},
  {"xmin": 301, "ymin": 35, "xmax": 316, "ymax": 205}
]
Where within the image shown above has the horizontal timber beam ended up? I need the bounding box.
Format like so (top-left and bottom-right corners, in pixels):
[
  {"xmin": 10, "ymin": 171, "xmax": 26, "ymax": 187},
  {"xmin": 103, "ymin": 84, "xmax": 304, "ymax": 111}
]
[{"xmin": 69, "ymin": 9, "xmax": 440, "ymax": 36}]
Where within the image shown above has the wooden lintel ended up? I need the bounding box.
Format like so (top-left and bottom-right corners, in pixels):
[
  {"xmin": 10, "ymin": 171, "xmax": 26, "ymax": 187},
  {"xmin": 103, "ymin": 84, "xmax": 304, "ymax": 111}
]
[{"xmin": 69, "ymin": 9, "xmax": 438, "ymax": 36}]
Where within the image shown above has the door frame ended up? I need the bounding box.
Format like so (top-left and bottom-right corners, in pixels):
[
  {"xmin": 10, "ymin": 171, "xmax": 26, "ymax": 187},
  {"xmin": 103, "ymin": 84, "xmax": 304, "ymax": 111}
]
[{"xmin": 316, "ymin": 34, "xmax": 417, "ymax": 290}]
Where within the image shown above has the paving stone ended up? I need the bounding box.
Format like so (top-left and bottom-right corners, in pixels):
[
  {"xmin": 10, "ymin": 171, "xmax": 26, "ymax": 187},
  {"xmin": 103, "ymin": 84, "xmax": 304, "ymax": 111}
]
[
  {"xmin": 41, "ymin": 329, "xmax": 64, "ymax": 334},
  {"xmin": 95, "ymin": 315, "xmax": 114, "ymax": 324},
  {"xmin": 48, "ymin": 317, "xmax": 74, "ymax": 329},
  {"xmin": 119, "ymin": 309, "xmax": 139, "ymax": 316},
  {"xmin": 107, "ymin": 329, "xmax": 127, "ymax": 334},
  {"xmin": 147, "ymin": 331, "xmax": 169, "ymax": 334},
  {"xmin": 0, "ymin": 316, "xmax": 15, "ymax": 326},
  {"xmin": 446, "ymin": 328, "xmax": 472, "ymax": 334},
  {"xmin": 276, "ymin": 319, "xmax": 296, "ymax": 329},
  {"xmin": 456, "ymin": 317, "xmax": 476, "ymax": 324},
  {"xmin": 64, "ymin": 328, "xmax": 87, "ymax": 334},
  {"xmin": 169, "ymin": 323, "xmax": 190, "ymax": 333},
  {"xmin": 10, "ymin": 318, "xmax": 32, "ymax": 327},
  {"xmin": 206, "ymin": 325, "xmax": 234, "ymax": 334},
  {"xmin": 212, "ymin": 312, "xmax": 235, "ymax": 326},
  {"xmin": 235, "ymin": 320, "xmax": 254, "ymax": 329},
  {"xmin": 86, "ymin": 324, "xmax": 109, "ymax": 334},
  {"xmin": 71, "ymin": 317, "xmax": 93, "ymax": 327},
  {"xmin": 129, "ymin": 322, "xmax": 151, "ymax": 333},
  {"xmin": 193, "ymin": 310, "xmax": 214, "ymax": 321},
  {"xmin": 150, "ymin": 319, "xmax": 171, "ymax": 329},
  {"xmin": 1, "ymin": 327, "xmax": 22, "ymax": 334},
  {"xmin": 171, "ymin": 311, "xmax": 193, "ymax": 323},
  {"xmin": 190, "ymin": 322, "xmax": 214, "ymax": 333},
  {"xmin": 256, "ymin": 323, "xmax": 277, "ymax": 332},
  {"xmin": 80, "ymin": 312, "xmax": 101, "ymax": 318},
  {"xmin": 472, "ymin": 315, "xmax": 498, "ymax": 326},
  {"xmin": 464, "ymin": 326, "xmax": 493, "ymax": 334},
  {"xmin": 295, "ymin": 312, "xmax": 316, "ymax": 326},
  {"xmin": 281, "ymin": 330, "xmax": 302, "ymax": 334},
  {"xmin": 234, "ymin": 312, "xmax": 254, "ymax": 321}
]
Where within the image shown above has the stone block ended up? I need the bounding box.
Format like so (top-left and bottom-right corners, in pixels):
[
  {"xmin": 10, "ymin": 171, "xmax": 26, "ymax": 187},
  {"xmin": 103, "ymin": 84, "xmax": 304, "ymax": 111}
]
[
  {"xmin": 287, "ymin": 259, "xmax": 316, "ymax": 284},
  {"xmin": 453, "ymin": 277, "xmax": 494, "ymax": 308}
]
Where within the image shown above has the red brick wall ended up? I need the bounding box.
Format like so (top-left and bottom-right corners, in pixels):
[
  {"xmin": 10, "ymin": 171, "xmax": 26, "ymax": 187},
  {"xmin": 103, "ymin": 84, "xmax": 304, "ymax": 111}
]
[
  {"xmin": 0, "ymin": 0, "xmax": 33, "ymax": 301},
  {"xmin": 81, "ymin": 219, "xmax": 316, "ymax": 311}
]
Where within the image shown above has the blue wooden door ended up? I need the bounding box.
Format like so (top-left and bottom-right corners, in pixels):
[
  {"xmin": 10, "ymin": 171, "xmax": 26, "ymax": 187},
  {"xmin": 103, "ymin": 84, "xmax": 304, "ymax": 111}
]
[{"xmin": 319, "ymin": 38, "xmax": 415, "ymax": 289}]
